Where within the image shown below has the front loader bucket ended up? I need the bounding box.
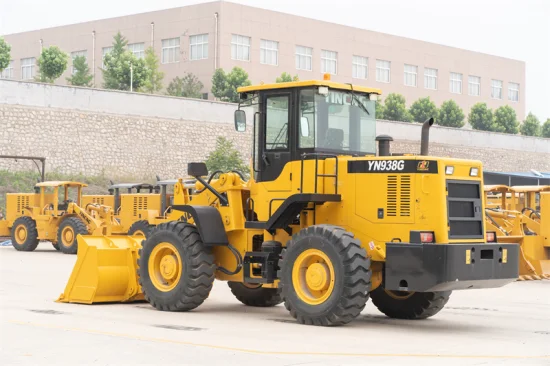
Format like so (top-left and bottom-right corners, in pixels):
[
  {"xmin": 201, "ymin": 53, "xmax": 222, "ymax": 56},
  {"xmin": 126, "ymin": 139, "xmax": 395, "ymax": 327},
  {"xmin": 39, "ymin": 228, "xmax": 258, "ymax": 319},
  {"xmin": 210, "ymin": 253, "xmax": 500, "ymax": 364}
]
[
  {"xmin": 517, "ymin": 236, "xmax": 550, "ymax": 281},
  {"xmin": 57, "ymin": 235, "xmax": 144, "ymax": 304}
]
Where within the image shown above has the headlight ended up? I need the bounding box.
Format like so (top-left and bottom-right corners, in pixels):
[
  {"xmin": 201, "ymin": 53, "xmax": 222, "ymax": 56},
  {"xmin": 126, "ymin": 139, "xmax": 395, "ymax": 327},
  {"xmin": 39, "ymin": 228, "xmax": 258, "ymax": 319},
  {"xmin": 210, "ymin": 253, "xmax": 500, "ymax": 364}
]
[
  {"xmin": 445, "ymin": 166, "xmax": 454, "ymax": 175},
  {"xmin": 470, "ymin": 167, "xmax": 479, "ymax": 177}
]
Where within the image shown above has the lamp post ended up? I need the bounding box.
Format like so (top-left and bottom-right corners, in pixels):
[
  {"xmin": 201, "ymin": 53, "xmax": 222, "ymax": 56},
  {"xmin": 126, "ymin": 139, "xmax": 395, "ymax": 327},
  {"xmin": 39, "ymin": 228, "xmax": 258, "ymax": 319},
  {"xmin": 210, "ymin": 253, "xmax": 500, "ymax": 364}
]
[{"xmin": 130, "ymin": 62, "xmax": 133, "ymax": 92}]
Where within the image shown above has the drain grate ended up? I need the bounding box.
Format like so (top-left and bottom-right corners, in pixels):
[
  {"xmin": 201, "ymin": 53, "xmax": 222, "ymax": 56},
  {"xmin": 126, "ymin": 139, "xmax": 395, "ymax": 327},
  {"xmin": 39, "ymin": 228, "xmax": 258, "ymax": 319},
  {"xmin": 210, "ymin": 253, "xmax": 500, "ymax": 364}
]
[
  {"xmin": 269, "ymin": 318, "xmax": 298, "ymax": 324},
  {"xmin": 29, "ymin": 309, "xmax": 65, "ymax": 315},
  {"xmin": 446, "ymin": 306, "xmax": 498, "ymax": 312},
  {"xmin": 154, "ymin": 324, "xmax": 205, "ymax": 331}
]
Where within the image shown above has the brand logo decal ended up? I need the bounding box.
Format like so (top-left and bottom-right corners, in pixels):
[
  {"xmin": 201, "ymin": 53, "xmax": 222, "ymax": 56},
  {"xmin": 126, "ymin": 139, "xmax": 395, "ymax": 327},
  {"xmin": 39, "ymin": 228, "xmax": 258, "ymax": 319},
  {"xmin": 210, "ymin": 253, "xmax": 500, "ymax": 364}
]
[{"xmin": 417, "ymin": 161, "xmax": 430, "ymax": 171}]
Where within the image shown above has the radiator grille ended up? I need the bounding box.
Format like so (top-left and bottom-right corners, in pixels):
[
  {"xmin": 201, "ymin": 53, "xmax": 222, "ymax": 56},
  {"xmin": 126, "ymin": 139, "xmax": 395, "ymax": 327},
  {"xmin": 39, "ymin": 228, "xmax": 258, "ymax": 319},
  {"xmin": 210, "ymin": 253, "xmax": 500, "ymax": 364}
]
[
  {"xmin": 133, "ymin": 196, "xmax": 148, "ymax": 216},
  {"xmin": 17, "ymin": 196, "xmax": 30, "ymax": 213},
  {"xmin": 447, "ymin": 180, "xmax": 484, "ymax": 239},
  {"xmin": 387, "ymin": 175, "xmax": 411, "ymax": 217}
]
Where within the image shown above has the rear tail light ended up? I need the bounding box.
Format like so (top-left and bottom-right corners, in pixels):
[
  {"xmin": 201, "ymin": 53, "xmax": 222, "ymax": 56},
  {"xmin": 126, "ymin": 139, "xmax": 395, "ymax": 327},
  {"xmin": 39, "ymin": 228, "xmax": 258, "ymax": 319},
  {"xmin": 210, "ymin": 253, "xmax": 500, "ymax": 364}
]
[
  {"xmin": 420, "ymin": 232, "xmax": 434, "ymax": 243},
  {"xmin": 486, "ymin": 231, "xmax": 496, "ymax": 243}
]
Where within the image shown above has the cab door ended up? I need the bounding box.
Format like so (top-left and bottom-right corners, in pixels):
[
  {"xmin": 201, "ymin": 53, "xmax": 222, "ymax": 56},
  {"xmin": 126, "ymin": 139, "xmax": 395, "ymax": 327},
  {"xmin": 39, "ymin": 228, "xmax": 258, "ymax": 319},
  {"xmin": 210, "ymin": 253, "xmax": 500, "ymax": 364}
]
[{"xmin": 257, "ymin": 92, "xmax": 293, "ymax": 191}]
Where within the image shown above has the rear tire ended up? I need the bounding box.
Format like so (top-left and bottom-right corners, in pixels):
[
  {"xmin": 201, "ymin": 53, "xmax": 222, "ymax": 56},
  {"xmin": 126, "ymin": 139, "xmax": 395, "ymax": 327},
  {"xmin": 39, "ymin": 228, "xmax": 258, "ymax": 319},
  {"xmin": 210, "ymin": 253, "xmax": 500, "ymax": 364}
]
[
  {"xmin": 228, "ymin": 282, "xmax": 282, "ymax": 307},
  {"xmin": 128, "ymin": 220, "xmax": 154, "ymax": 238},
  {"xmin": 138, "ymin": 221, "xmax": 215, "ymax": 312},
  {"xmin": 370, "ymin": 286, "xmax": 452, "ymax": 319},
  {"xmin": 279, "ymin": 225, "xmax": 371, "ymax": 326},
  {"xmin": 11, "ymin": 216, "xmax": 39, "ymax": 252},
  {"xmin": 57, "ymin": 217, "xmax": 88, "ymax": 255}
]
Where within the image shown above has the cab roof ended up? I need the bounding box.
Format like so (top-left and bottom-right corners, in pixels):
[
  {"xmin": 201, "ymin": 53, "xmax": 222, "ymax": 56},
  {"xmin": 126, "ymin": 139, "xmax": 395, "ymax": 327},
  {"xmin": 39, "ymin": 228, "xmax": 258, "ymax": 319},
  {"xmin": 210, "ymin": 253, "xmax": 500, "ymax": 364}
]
[
  {"xmin": 238, "ymin": 79, "xmax": 382, "ymax": 95},
  {"xmin": 35, "ymin": 181, "xmax": 88, "ymax": 188}
]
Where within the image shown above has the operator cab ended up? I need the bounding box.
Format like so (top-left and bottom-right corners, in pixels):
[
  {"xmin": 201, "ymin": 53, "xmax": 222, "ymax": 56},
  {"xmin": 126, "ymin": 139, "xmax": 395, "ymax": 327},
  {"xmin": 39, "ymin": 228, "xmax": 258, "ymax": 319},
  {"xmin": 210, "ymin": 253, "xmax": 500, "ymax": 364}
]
[{"xmin": 235, "ymin": 75, "xmax": 381, "ymax": 182}]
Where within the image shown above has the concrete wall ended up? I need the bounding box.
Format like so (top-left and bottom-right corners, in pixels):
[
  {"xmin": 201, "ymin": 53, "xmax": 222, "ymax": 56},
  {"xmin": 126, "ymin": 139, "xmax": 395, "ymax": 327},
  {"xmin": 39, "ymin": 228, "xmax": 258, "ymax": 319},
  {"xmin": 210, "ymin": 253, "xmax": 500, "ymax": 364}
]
[{"xmin": 0, "ymin": 80, "xmax": 548, "ymax": 178}]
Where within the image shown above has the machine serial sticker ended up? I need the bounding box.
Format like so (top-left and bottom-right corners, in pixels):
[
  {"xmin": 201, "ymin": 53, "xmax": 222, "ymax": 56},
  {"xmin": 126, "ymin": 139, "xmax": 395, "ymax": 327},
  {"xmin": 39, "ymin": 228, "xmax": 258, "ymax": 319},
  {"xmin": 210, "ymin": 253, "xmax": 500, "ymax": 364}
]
[{"xmin": 348, "ymin": 160, "xmax": 438, "ymax": 174}]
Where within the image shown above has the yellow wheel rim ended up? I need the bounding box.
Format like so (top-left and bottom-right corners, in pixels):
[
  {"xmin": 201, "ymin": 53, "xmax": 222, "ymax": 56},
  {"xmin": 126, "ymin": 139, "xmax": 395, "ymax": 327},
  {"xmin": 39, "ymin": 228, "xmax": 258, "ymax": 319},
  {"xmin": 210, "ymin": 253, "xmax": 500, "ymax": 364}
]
[
  {"xmin": 292, "ymin": 248, "xmax": 335, "ymax": 305},
  {"xmin": 15, "ymin": 224, "xmax": 27, "ymax": 244},
  {"xmin": 148, "ymin": 242, "xmax": 183, "ymax": 292},
  {"xmin": 384, "ymin": 289, "xmax": 415, "ymax": 300},
  {"xmin": 61, "ymin": 227, "xmax": 75, "ymax": 247},
  {"xmin": 132, "ymin": 229, "xmax": 145, "ymax": 237}
]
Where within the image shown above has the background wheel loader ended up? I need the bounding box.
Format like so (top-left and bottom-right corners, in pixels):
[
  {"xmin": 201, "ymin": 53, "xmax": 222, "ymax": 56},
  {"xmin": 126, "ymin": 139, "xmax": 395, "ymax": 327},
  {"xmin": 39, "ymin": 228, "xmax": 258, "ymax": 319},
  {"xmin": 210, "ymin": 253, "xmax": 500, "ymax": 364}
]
[
  {"xmin": 484, "ymin": 185, "xmax": 550, "ymax": 280},
  {"xmin": 3, "ymin": 181, "xmax": 123, "ymax": 254},
  {"xmin": 58, "ymin": 77, "xmax": 519, "ymax": 326}
]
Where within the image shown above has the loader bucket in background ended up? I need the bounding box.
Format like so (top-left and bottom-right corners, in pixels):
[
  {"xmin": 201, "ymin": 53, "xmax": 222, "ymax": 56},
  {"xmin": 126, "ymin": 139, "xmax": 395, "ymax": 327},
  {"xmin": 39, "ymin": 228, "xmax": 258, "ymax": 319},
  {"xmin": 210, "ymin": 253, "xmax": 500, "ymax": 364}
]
[{"xmin": 57, "ymin": 235, "xmax": 144, "ymax": 304}]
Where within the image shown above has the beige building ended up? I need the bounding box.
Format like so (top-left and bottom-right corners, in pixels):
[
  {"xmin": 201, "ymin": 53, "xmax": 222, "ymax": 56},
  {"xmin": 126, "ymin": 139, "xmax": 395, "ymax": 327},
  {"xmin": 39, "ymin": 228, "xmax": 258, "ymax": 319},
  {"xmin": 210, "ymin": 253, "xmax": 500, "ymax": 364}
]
[{"xmin": 1, "ymin": 1, "xmax": 526, "ymax": 118}]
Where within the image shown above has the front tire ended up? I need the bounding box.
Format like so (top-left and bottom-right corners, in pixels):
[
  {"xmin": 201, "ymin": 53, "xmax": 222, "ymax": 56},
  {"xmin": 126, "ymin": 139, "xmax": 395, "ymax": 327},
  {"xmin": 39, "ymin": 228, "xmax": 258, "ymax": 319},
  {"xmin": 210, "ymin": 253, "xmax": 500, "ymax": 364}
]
[
  {"xmin": 138, "ymin": 222, "xmax": 215, "ymax": 312},
  {"xmin": 57, "ymin": 217, "xmax": 88, "ymax": 254},
  {"xmin": 370, "ymin": 286, "xmax": 452, "ymax": 319},
  {"xmin": 11, "ymin": 216, "xmax": 39, "ymax": 252},
  {"xmin": 279, "ymin": 225, "xmax": 371, "ymax": 326},
  {"xmin": 228, "ymin": 282, "xmax": 282, "ymax": 307}
]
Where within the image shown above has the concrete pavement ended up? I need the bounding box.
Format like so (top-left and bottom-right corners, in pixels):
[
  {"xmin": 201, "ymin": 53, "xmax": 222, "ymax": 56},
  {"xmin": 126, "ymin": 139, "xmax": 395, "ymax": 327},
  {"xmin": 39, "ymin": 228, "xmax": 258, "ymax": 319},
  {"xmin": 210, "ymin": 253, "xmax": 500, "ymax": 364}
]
[{"xmin": 0, "ymin": 244, "xmax": 549, "ymax": 365}]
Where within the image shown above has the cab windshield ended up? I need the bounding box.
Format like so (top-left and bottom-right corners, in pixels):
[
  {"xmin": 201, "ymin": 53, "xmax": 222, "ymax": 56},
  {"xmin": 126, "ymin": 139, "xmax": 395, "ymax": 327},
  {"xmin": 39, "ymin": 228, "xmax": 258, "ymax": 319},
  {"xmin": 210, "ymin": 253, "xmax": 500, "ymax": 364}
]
[{"xmin": 299, "ymin": 88, "xmax": 376, "ymax": 154}]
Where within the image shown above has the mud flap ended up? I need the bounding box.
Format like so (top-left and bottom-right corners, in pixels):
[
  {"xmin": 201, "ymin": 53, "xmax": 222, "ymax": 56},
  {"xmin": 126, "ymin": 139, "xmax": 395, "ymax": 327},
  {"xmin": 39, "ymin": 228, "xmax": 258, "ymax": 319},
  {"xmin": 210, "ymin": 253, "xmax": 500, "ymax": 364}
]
[{"xmin": 57, "ymin": 235, "xmax": 144, "ymax": 304}]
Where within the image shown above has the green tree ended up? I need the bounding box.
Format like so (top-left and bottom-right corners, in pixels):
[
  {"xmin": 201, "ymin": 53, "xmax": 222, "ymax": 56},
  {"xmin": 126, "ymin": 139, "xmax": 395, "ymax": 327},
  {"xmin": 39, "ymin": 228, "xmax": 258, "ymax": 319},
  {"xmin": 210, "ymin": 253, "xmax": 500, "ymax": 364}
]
[
  {"xmin": 276, "ymin": 72, "xmax": 299, "ymax": 83},
  {"xmin": 519, "ymin": 112, "xmax": 541, "ymax": 137},
  {"xmin": 211, "ymin": 67, "xmax": 251, "ymax": 103},
  {"xmin": 375, "ymin": 97, "xmax": 386, "ymax": 120},
  {"xmin": 205, "ymin": 137, "xmax": 249, "ymax": 177},
  {"xmin": 542, "ymin": 119, "xmax": 550, "ymax": 138},
  {"xmin": 437, "ymin": 100, "xmax": 465, "ymax": 128},
  {"xmin": 166, "ymin": 73, "xmax": 204, "ymax": 98},
  {"xmin": 66, "ymin": 55, "xmax": 93, "ymax": 87},
  {"xmin": 0, "ymin": 37, "xmax": 11, "ymax": 72},
  {"xmin": 494, "ymin": 105, "xmax": 518, "ymax": 134},
  {"xmin": 468, "ymin": 103, "xmax": 498, "ymax": 132},
  {"xmin": 102, "ymin": 32, "xmax": 149, "ymax": 91},
  {"xmin": 409, "ymin": 97, "xmax": 438, "ymax": 123},
  {"xmin": 35, "ymin": 46, "xmax": 68, "ymax": 83},
  {"xmin": 140, "ymin": 47, "xmax": 164, "ymax": 94},
  {"xmin": 382, "ymin": 93, "xmax": 411, "ymax": 122}
]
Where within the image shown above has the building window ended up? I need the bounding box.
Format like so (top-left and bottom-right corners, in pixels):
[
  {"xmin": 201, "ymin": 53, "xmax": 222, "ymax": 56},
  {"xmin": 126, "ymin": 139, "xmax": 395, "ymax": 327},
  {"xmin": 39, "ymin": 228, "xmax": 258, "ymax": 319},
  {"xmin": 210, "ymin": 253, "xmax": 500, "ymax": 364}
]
[
  {"xmin": 260, "ymin": 39, "xmax": 278, "ymax": 66},
  {"xmin": 376, "ymin": 60, "xmax": 391, "ymax": 83},
  {"xmin": 189, "ymin": 34, "xmax": 208, "ymax": 61},
  {"xmin": 404, "ymin": 64, "xmax": 418, "ymax": 87},
  {"xmin": 102, "ymin": 47, "xmax": 113, "ymax": 69},
  {"xmin": 71, "ymin": 50, "xmax": 87, "ymax": 74},
  {"xmin": 0, "ymin": 60, "xmax": 14, "ymax": 79},
  {"xmin": 128, "ymin": 43, "xmax": 145, "ymax": 59},
  {"xmin": 424, "ymin": 68, "xmax": 437, "ymax": 90},
  {"xmin": 491, "ymin": 79, "xmax": 503, "ymax": 99},
  {"xmin": 296, "ymin": 45, "xmax": 312, "ymax": 71},
  {"xmin": 231, "ymin": 34, "xmax": 250, "ymax": 61},
  {"xmin": 450, "ymin": 72, "xmax": 462, "ymax": 94},
  {"xmin": 162, "ymin": 38, "xmax": 180, "ymax": 64},
  {"xmin": 21, "ymin": 57, "xmax": 35, "ymax": 80},
  {"xmin": 352, "ymin": 55, "xmax": 368, "ymax": 79},
  {"xmin": 321, "ymin": 50, "xmax": 337, "ymax": 75},
  {"xmin": 468, "ymin": 76, "xmax": 481, "ymax": 96},
  {"xmin": 508, "ymin": 82, "xmax": 519, "ymax": 102}
]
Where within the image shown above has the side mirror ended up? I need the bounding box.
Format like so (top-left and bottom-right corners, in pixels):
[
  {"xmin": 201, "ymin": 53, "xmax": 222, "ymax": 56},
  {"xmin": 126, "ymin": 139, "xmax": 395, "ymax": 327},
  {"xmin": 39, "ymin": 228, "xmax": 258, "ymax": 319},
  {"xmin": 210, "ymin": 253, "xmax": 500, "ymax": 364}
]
[
  {"xmin": 234, "ymin": 110, "xmax": 246, "ymax": 132},
  {"xmin": 300, "ymin": 116, "xmax": 310, "ymax": 137}
]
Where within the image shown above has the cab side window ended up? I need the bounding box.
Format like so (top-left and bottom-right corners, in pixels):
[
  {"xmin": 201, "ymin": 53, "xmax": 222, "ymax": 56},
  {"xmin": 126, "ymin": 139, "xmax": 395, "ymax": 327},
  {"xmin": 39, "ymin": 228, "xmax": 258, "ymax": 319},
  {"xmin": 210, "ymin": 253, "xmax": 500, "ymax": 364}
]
[{"xmin": 265, "ymin": 95, "xmax": 290, "ymax": 150}]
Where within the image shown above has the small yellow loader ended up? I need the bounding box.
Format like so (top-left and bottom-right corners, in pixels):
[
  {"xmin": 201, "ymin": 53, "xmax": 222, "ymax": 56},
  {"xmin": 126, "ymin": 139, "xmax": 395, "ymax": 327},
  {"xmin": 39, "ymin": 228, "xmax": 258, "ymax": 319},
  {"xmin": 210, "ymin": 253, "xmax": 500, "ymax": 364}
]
[
  {"xmin": 484, "ymin": 186, "xmax": 550, "ymax": 280},
  {"xmin": 58, "ymin": 77, "xmax": 519, "ymax": 326},
  {"xmin": 3, "ymin": 181, "xmax": 123, "ymax": 254}
]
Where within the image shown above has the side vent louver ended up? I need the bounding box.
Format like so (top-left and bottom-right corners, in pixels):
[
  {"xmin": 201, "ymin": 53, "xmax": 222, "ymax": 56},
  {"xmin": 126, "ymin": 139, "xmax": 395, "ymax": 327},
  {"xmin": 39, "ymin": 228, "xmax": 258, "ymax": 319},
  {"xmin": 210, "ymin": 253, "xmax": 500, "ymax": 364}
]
[
  {"xmin": 387, "ymin": 175, "xmax": 411, "ymax": 217},
  {"xmin": 133, "ymin": 196, "xmax": 148, "ymax": 216}
]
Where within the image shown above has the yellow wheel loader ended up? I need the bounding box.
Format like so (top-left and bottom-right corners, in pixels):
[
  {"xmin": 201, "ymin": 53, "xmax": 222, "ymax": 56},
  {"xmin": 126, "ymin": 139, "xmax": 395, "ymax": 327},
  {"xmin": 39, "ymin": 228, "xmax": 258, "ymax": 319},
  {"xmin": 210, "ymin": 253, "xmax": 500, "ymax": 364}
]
[
  {"xmin": 59, "ymin": 77, "xmax": 519, "ymax": 326},
  {"xmin": 4, "ymin": 181, "xmax": 123, "ymax": 254},
  {"xmin": 484, "ymin": 186, "xmax": 550, "ymax": 280}
]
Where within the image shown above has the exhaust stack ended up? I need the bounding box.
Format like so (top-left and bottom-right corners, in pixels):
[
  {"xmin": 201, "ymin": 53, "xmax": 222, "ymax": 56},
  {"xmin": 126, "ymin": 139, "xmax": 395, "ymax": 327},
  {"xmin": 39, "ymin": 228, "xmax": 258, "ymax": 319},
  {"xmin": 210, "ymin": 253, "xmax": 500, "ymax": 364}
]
[{"xmin": 420, "ymin": 118, "xmax": 434, "ymax": 156}]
